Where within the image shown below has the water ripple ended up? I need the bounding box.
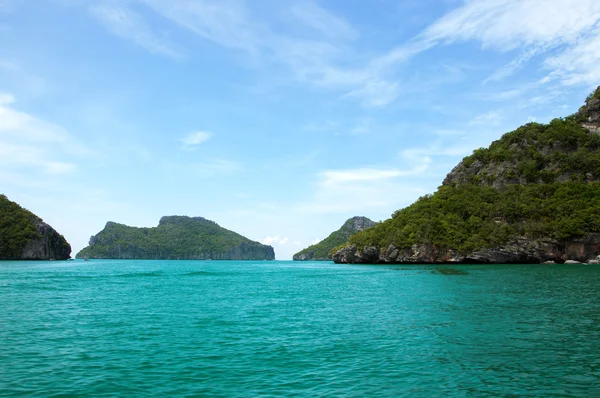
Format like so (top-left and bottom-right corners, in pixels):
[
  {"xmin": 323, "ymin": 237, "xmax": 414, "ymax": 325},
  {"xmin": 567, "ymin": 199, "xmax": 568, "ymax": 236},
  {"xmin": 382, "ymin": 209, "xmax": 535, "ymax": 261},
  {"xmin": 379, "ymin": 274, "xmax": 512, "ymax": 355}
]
[{"xmin": 1, "ymin": 260, "xmax": 599, "ymax": 397}]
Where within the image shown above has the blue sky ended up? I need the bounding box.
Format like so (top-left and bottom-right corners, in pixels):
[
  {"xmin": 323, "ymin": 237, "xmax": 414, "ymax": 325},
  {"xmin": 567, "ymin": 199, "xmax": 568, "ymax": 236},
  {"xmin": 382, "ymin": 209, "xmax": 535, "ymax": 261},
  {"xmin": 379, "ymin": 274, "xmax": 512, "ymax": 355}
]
[{"xmin": 1, "ymin": 0, "xmax": 599, "ymax": 259}]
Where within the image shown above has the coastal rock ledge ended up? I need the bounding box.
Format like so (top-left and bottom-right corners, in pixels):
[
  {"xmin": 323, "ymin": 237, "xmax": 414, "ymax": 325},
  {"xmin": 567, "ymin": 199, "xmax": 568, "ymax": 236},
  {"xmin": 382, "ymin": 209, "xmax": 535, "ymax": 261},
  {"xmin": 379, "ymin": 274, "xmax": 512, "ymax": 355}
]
[{"xmin": 332, "ymin": 234, "xmax": 600, "ymax": 264}]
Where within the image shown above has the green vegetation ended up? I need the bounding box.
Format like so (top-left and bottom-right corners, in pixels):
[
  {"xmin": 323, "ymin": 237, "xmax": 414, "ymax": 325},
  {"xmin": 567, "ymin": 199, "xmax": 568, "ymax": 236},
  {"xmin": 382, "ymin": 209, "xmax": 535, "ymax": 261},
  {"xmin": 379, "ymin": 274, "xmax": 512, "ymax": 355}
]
[
  {"xmin": 293, "ymin": 216, "xmax": 375, "ymax": 260},
  {"xmin": 347, "ymin": 182, "xmax": 600, "ymax": 254},
  {"xmin": 77, "ymin": 216, "xmax": 274, "ymax": 260},
  {"xmin": 0, "ymin": 194, "xmax": 42, "ymax": 258},
  {"xmin": 456, "ymin": 118, "xmax": 600, "ymax": 185},
  {"xmin": 340, "ymin": 88, "xmax": 600, "ymax": 257}
]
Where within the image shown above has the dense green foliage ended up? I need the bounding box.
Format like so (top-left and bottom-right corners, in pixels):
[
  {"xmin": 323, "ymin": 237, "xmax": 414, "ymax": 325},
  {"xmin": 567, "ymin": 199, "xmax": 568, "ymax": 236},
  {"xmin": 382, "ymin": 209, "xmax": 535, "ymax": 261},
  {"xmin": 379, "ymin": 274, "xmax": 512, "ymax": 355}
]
[
  {"xmin": 293, "ymin": 217, "xmax": 375, "ymax": 260},
  {"xmin": 0, "ymin": 195, "xmax": 41, "ymax": 258},
  {"xmin": 343, "ymin": 90, "xmax": 600, "ymax": 256},
  {"xmin": 77, "ymin": 216, "xmax": 274, "ymax": 260},
  {"xmin": 456, "ymin": 118, "xmax": 600, "ymax": 185},
  {"xmin": 347, "ymin": 182, "xmax": 600, "ymax": 253}
]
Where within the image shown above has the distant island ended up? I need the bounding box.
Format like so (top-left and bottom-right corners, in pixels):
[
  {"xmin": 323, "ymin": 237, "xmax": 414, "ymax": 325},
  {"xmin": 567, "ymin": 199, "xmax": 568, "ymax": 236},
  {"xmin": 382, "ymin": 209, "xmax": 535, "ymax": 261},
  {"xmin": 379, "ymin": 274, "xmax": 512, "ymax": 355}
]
[
  {"xmin": 293, "ymin": 216, "xmax": 375, "ymax": 261},
  {"xmin": 0, "ymin": 195, "xmax": 71, "ymax": 260},
  {"xmin": 333, "ymin": 87, "xmax": 600, "ymax": 265},
  {"xmin": 76, "ymin": 216, "xmax": 275, "ymax": 260}
]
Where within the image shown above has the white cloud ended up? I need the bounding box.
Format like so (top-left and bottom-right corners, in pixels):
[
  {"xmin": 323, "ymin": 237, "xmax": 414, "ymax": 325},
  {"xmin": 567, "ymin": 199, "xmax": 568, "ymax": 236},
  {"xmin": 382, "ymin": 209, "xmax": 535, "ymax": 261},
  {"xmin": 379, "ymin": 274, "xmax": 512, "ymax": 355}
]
[
  {"xmin": 544, "ymin": 26, "xmax": 600, "ymax": 85},
  {"xmin": 0, "ymin": 95, "xmax": 86, "ymax": 175},
  {"xmin": 297, "ymin": 162, "xmax": 431, "ymax": 214},
  {"xmin": 91, "ymin": 1, "xmax": 181, "ymax": 58},
  {"xmin": 417, "ymin": 0, "xmax": 600, "ymax": 83},
  {"xmin": 320, "ymin": 165, "xmax": 429, "ymax": 187},
  {"xmin": 180, "ymin": 131, "xmax": 212, "ymax": 149},
  {"xmin": 263, "ymin": 235, "xmax": 289, "ymax": 245}
]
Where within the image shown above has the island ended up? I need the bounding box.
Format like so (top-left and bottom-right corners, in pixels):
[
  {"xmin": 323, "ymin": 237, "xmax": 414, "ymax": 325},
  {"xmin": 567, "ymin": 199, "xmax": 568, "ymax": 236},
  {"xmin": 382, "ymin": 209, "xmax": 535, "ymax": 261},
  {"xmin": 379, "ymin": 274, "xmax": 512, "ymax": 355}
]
[
  {"xmin": 0, "ymin": 194, "xmax": 71, "ymax": 260},
  {"xmin": 76, "ymin": 215, "xmax": 275, "ymax": 260},
  {"xmin": 293, "ymin": 216, "xmax": 375, "ymax": 261},
  {"xmin": 333, "ymin": 87, "xmax": 600, "ymax": 264}
]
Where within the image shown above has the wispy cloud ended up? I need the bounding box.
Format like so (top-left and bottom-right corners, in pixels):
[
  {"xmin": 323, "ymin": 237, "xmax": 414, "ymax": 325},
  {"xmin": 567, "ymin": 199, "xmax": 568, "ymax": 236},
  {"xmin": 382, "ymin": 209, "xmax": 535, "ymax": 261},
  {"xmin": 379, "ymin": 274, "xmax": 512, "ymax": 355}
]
[
  {"xmin": 87, "ymin": 0, "xmax": 600, "ymax": 108},
  {"xmin": 289, "ymin": 1, "xmax": 358, "ymax": 40},
  {"xmin": 350, "ymin": 117, "xmax": 374, "ymax": 135},
  {"xmin": 180, "ymin": 131, "xmax": 212, "ymax": 149},
  {"xmin": 0, "ymin": 93, "xmax": 86, "ymax": 175},
  {"xmin": 297, "ymin": 162, "xmax": 431, "ymax": 214},
  {"xmin": 91, "ymin": 1, "xmax": 182, "ymax": 58},
  {"xmin": 319, "ymin": 167, "xmax": 428, "ymax": 187},
  {"xmin": 469, "ymin": 111, "xmax": 503, "ymax": 126},
  {"xmin": 416, "ymin": 0, "xmax": 600, "ymax": 83}
]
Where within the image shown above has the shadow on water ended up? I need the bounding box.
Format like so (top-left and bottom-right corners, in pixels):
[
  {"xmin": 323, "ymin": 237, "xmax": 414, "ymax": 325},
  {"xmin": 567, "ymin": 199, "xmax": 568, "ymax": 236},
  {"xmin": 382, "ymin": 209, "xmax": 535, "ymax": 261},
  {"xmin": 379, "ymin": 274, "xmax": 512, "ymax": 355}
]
[
  {"xmin": 389, "ymin": 267, "xmax": 469, "ymax": 275},
  {"xmin": 432, "ymin": 268, "xmax": 469, "ymax": 275}
]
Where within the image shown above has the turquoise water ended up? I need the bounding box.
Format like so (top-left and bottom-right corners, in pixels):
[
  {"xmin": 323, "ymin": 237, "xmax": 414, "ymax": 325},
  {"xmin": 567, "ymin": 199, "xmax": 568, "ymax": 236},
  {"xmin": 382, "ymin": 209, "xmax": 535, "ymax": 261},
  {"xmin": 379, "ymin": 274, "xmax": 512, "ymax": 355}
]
[{"xmin": 1, "ymin": 260, "xmax": 600, "ymax": 397}]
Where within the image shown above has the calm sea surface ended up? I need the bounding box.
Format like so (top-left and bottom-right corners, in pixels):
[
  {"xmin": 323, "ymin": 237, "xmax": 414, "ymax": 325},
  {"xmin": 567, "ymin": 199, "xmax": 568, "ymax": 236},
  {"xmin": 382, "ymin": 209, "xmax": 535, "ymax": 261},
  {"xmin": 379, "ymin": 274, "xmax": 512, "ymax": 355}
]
[{"xmin": 1, "ymin": 260, "xmax": 600, "ymax": 397}]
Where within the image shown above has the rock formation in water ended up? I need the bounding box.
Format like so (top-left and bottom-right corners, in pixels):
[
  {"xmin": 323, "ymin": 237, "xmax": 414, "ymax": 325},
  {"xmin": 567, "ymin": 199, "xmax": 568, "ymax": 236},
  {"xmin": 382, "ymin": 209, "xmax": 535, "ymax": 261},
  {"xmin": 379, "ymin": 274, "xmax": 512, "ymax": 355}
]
[
  {"xmin": 293, "ymin": 216, "xmax": 376, "ymax": 261},
  {"xmin": 0, "ymin": 194, "xmax": 71, "ymax": 260},
  {"xmin": 333, "ymin": 87, "xmax": 600, "ymax": 264},
  {"xmin": 76, "ymin": 215, "xmax": 275, "ymax": 260}
]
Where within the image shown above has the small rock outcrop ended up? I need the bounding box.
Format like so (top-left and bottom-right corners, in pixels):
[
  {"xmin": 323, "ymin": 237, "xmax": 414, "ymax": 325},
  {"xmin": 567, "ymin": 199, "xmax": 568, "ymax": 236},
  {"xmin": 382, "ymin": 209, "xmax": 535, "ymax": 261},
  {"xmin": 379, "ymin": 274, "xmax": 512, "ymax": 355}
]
[
  {"xmin": 580, "ymin": 87, "xmax": 600, "ymax": 134},
  {"xmin": 0, "ymin": 194, "xmax": 71, "ymax": 260},
  {"xmin": 293, "ymin": 216, "xmax": 376, "ymax": 261},
  {"xmin": 77, "ymin": 215, "xmax": 274, "ymax": 260}
]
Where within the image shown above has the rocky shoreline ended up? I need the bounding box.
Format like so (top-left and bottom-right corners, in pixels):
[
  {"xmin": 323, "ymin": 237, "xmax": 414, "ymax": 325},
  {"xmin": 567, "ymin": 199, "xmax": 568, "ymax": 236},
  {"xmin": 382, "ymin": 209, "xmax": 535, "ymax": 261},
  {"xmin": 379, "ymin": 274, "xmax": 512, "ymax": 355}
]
[{"xmin": 333, "ymin": 233, "xmax": 600, "ymax": 265}]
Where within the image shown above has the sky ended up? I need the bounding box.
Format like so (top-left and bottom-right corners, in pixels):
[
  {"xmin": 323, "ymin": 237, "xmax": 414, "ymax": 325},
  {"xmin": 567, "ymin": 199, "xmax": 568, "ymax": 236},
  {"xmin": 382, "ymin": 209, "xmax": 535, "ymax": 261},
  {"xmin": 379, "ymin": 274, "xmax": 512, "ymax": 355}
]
[{"xmin": 1, "ymin": 0, "xmax": 599, "ymax": 259}]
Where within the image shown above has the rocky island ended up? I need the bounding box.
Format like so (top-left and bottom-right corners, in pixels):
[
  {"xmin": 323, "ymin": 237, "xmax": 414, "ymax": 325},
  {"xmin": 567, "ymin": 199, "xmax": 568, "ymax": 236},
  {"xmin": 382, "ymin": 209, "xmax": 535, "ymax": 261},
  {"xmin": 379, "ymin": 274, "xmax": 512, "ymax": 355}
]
[
  {"xmin": 333, "ymin": 87, "xmax": 600, "ymax": 265},
  {"xmin": 293, "ymin": 216, "xmax": 375, "ymax": 261},
  {"xmin": 0, "ymin": 194, "xmax": 71, "ymax": 260},
  {"xmin": 76, "ymin": 215, "xmax": 275, "ymax": 260}
]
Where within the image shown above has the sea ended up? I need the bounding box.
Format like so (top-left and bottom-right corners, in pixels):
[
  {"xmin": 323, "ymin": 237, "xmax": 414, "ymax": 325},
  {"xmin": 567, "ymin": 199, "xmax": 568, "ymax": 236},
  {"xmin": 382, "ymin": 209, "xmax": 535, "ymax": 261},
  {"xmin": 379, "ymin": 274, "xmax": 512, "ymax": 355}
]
[{"xmin": 1, "ymin": 260, "xmax": 599, "ymax": 397}]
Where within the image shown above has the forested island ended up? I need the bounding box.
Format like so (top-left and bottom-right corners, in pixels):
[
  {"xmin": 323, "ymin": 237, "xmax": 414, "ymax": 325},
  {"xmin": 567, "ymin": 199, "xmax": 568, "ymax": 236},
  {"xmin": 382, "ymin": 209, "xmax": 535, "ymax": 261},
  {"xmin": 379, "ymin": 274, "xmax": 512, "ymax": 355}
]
[
  {"xmin": 333, "ymin": 88, "xmax": 600, "ymax": 264},
  {"xmin": 0, "ymin": 195, "xmax": 71, "ymax": 260},
  {"xmin": 293, "ymin": 216, "xmax": 375, "ymax": 261},
  {"xmin": 76, "ymin": 216, "xmax": 275, "ymax": 260}
]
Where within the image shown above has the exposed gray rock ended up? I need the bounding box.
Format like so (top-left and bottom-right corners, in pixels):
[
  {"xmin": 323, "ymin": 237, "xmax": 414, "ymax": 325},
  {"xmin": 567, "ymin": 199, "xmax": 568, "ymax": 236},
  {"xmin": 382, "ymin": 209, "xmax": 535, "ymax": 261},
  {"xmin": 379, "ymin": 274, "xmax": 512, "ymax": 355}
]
[
  {"xmin": 332, "ymin": 234, "xmax": 600, "ymax": 265},
  {"xmin": 331, "ymin": 245, "xmax": 358, "ymax": 264},
  {"xmin": 0, "ymin": 194, "xmax": 71, "ymax": 260},
  {"xmin": 19, "ymin": 219, "xmax": 71, "ymax": 260},
  {"xmin": 565, "ymin": 260, "xmax": 582, "ymax": 264}
]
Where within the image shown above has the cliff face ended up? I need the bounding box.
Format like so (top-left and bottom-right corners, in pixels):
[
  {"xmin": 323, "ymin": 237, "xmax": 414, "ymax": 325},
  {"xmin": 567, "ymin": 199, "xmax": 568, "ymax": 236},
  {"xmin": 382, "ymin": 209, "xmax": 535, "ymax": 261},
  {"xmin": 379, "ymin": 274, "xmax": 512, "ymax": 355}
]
[
  {"xmin": 293, "ymin": 216, "xmax": 376, "ymax": 261},
  {"xmin": 333, "ymin": 87, "xmax": 600, "ymax": 265},
  {"xmin": 0, "ymin": 195, "xmax": 71, "ymax": 260},
  {"xmin": 76, "ymin": 216, "xmax": 275, "ymax": 260}
]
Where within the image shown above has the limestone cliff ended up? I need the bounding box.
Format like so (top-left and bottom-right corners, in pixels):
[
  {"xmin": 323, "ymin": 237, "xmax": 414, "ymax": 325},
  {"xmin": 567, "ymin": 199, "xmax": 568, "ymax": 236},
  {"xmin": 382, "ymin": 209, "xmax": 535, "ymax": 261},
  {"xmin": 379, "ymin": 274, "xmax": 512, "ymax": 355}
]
[
  {"xmin": 333, "ymin": 87, "xmax": 600, "ymax": 265},
  {"xmin": 0, "ymin": 194, "xmax": 71, "ymax": 260},
  {"xmin": 76, "ymin": 215, "xmax": 275, "ymax": 260}
]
